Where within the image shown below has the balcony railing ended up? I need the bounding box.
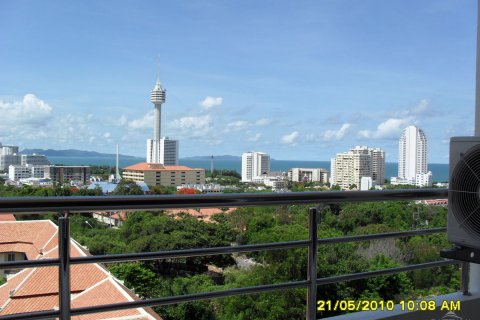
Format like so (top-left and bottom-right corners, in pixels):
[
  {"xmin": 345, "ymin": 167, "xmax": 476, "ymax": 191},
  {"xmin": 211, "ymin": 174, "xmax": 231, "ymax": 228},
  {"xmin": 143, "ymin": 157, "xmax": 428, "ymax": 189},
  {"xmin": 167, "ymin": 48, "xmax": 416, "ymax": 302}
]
[{"xmin": 0, "ymin": 189, "xmax": 457, "ymax": 320}]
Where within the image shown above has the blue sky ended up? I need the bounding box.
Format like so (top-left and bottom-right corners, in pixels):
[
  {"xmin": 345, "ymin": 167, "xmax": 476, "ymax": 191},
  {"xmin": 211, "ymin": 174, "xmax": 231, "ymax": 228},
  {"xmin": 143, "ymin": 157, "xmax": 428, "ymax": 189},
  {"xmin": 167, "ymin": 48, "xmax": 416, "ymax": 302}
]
[{"xmin": 0, "ymin": 0, "xmax": 476, "ymax": 163}]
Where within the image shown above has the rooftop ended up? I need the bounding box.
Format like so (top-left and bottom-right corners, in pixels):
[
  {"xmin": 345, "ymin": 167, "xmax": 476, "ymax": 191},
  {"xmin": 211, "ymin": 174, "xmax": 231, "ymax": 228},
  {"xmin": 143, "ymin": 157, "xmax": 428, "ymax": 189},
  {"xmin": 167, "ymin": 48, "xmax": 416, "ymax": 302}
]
[
  {"xmin": 123, "ymin": 162, "xmax": 203, "ymax": 171},
  {"xmin": 0, "ymin": 220, "xmax": 161, "ymax": 319}
]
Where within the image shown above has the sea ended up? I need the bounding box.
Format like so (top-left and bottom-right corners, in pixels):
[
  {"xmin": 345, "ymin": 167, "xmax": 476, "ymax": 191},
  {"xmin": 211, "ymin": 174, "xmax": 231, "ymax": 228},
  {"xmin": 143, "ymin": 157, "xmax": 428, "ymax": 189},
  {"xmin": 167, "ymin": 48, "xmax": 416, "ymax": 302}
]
[{"xmin": 48, "ymin": 156, "xmax": 450, "ymax": 182}]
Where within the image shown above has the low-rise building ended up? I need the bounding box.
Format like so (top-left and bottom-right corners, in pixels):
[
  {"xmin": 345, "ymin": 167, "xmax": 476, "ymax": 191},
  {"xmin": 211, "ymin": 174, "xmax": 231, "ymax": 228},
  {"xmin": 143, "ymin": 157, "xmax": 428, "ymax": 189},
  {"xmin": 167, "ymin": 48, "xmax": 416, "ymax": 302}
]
[
  {"xmin": 251, "ymin": 174, "xmax": 286, "ymax": 191},
  {"xmin": 288, "ymin": 168, "xmax": 329, "ymax": 183},
  {"xmin": 8, "ymin": 164, "xmax": 48, "ymax": 181},
  {"xmin": 122, "ymin": 162, "xmax": 205, "ymax": 186},
  {"xmin": 20, "ymin": 154, "xmax": 50, "ymax": 166},
  {"xmin": 166, "ymin": 208, "xmax": 236, "ymax": 223},
  {"xmin": 177, "ymin": 183, "xmax": 232, "ymax": 193},
  {"xmin": 45, "ymin": 165, "xmax": 91, "ymax": 185},
  {"xmin": 360, "ymin": 176, "xmax": 373, "ymax": 191},
  {"xmin": 390, "ymin": 171, "xmax": 432, "ymax": 187},
  {"xmin": 92, "ymin": 211, "xmax": 128, "ymax": 227}
]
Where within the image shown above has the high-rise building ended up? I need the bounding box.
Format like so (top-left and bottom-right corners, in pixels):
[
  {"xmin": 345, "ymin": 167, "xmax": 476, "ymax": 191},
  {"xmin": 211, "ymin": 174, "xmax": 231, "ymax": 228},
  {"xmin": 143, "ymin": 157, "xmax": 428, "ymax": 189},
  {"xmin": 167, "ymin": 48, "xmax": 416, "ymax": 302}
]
[
  {"xmin": 241, "ymin": 151, "xmax": 270, "ymax": 182},
  {"xmin": 1, "ymin": 145, "xmax": 19, "ymax": 155},
  {"xmin": 146, "ymin": 76, "xmax": 179, "ymax": 164},
  {"xmin": 330, "ymin": 146, "xmax": 385, "ymax": 190},
  {"xmin": 0, "ymin": 144, "xmax": 20, "ymax": 172},
  {"xmin": 147, "ymin": 137, "xmax": 179, "ymax": 165},
  {"xmin": 398, "ymin": 125, "xmax": 428, "ymax": 181},
  {"xmin": 370, "ymin": 148, "xmax": 385, "ymax": 185},
  {"xmin": 0, "ymin": 154, "xmax": 20, "ymax": 172}
]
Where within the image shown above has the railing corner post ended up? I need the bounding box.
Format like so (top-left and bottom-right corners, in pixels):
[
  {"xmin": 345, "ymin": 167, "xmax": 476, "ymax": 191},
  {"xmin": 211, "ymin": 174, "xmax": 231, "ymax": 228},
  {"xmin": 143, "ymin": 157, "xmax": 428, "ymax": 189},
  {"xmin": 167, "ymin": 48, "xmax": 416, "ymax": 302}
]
[
  {"xmin": 59, "ymin": 212, "xmax": 71, "ymax": 320},
  {"xmin": 307, "ymin": 207, "xmax": 318, "ymax": 320}
]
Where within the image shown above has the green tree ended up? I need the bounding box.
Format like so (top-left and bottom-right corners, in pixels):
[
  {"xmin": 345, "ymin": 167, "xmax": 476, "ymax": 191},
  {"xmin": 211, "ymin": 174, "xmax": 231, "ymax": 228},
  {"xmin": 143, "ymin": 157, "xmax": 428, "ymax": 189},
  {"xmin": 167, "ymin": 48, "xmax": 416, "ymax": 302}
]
[{"xmin": 112, "ymin": 180, "xmax": 144, "ymax": 195}]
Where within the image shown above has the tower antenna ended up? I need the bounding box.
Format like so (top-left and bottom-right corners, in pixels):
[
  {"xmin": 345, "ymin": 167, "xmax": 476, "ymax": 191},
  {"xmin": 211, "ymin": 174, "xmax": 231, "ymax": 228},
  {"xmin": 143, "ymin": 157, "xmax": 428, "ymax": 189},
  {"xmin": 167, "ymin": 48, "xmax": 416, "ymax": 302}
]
[
  {"xmin": 157, "ymin": 55, "xmax": 161, "ymax": 83},
  {"xmin": 115, "ymin": 144, "xmax": 121, "ymax": 181},
  {"xmin": 210, "ymin": 155, "xmax": 214, "ymax": 175}
]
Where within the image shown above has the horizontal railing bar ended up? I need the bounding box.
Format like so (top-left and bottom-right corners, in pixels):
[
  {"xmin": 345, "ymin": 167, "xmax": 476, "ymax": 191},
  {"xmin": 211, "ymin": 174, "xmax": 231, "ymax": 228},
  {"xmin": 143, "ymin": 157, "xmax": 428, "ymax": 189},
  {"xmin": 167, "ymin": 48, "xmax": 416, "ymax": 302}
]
[
  {"xmin": 70, "ymin": 280, "xmax": 310, "ymax": 316},
  {"xmin": 316, "ymin": 259, "xmax": 458, "ymax": 285},
  {"xmin": 0, "ymin": 258, "xmax": 60, "ymax": 270},
  {"xmin": 69, "ymin": 260, "xmax": 458, "ymax": 317},
  {"xmin": 0, "ymin": 189, "xmax": 448, "ymax": 213},
  {"xmin": 318, "ymin": 227, "xmax": 447, "ymax": 244},
  {"xmin": 71, "ymin": 240, "xmax": 310, "ymax": 264},
  {"xmin": 70, "ymin": 228, "xmax": 448, "ymax": 266},
  {"xmin": 0, "ymin": 309, "xmax": 59, "ymax": 320}
]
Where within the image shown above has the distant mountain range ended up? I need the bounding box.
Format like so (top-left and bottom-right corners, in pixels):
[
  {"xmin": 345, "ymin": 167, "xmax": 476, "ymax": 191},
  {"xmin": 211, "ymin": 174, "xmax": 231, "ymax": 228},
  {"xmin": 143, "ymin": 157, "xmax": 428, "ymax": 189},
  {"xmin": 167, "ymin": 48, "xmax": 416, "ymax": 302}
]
[
  {"xmin": 19, "ymin": 149, "xmax": 241, "ymax": 160},
  {"xmin": 181, "ymin": 155, "xmax": 241, "ymax": 160},
  {"xmin": 20, "ymin": 149, "xmax": 142, "ymax": 159}
]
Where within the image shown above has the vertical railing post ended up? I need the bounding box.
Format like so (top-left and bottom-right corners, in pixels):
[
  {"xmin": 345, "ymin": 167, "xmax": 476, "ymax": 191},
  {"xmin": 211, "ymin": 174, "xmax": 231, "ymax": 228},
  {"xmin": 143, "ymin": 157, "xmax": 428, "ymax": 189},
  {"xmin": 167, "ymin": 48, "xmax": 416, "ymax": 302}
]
[
  {"xmin": 461, "ymin": 262, "xmax": 470, "ymax": 295},
  {"xmin": 306, "ymin": 207, "xmax": 318, "ymax": 320},
  {"xmin": 59, "ymin": 212, "xmax": 71, "ymax": 320}
]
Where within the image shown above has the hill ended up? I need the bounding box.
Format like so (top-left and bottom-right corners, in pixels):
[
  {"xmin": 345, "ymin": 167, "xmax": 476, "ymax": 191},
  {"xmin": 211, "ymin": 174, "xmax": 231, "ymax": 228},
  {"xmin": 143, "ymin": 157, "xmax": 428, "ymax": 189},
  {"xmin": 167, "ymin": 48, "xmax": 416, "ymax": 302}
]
[{"xmin": 20, "ymin": 148, "xmax": 141, "ymax": 159}]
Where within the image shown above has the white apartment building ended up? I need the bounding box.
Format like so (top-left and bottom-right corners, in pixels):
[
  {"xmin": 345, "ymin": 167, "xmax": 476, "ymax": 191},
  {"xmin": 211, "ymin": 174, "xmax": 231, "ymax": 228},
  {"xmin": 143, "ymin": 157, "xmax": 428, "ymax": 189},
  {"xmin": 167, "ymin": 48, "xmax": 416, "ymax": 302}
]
[
  {"xmin": 8, "ymin": 165, "xmax": 48, "ymax": 181},
  {"xmin": 147, "ymin": 137, "xmax": 179, "ymax": 165},
  {"xmin": 398, "ymin": 125, "xmax": 428, "ymax": 180},
  {"xmin": 330, "ymin": 146, "xmax": 385, "ymax": 190},
  {"xmin": 392, "ymin": 125, "xmax": 432, "ymax": 187},
  {"xmin": 241, "ymin": 151, "xmax": 270, "ymax": 182},
  {"xmin": 360, "ymin": 177, "xmax": 373, "ymax": 191},
  {"xmin": 288, "ymin": 168, "xmax": 329, "ymax": 184},
  {"xmin": 251, "ymin": 175, "xmax": 286, "ymax": 191}
]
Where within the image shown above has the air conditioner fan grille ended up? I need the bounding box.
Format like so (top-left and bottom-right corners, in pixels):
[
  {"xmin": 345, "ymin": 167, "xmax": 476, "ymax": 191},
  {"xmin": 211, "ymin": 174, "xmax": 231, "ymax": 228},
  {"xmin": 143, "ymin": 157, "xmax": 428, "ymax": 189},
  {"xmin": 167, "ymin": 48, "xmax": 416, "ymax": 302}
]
[{"xmin": 450, "ymin": 144, "xmax": 480, "ymax": 239}]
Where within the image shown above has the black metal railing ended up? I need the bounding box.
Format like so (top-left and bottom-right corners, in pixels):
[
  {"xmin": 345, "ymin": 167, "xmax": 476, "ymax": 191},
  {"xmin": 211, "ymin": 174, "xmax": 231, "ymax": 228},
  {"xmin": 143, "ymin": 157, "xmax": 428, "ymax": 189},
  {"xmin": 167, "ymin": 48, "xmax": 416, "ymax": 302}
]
[{"xmin": 0, "ymin": 189, "xmax": 456, "ymax": 320}]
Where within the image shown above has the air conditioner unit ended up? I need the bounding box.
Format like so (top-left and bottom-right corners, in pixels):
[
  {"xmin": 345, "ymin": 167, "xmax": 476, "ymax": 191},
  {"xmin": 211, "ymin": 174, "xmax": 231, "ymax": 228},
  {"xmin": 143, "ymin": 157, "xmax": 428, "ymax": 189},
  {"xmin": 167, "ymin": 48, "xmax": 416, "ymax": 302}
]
[{"xmin": 448, "ymin": 136, "xmax": 480, "ymax": 249}]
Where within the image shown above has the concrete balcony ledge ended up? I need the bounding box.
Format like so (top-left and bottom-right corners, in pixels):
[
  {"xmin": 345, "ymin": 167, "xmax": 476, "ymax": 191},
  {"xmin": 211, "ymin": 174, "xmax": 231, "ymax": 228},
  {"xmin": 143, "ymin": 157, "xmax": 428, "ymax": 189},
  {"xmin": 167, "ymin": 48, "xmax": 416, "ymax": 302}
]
[{"xmin": 324, "ymin": 291, "xmax": 478, "ymax": 320}]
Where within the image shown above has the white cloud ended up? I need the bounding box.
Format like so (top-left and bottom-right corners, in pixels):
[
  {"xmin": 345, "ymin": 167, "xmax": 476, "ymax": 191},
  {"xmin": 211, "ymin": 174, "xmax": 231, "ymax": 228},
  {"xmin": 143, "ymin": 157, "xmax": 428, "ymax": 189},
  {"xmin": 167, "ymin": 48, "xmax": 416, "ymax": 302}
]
[
  {"xmin": 118, "ymin": 115, "xmax": 128, "ymax": 126},
  {"xmin": 200, "ymin": 96, "xmax": 223, "ymax": 110},
  {"xmin": 224, "ymin": 118, "xmax": 271, "ymax": 133},
  {"xmin": 103, "ymin": 132, "xmax": 112, "ymax": 139},
  {"xmin": 320, "ymin": 123, "xmax": 351, "ymax": 141},
  {"xmin": 225, "ymin": 120, "xmax": 249, "ymax": 132},
  {"xmin": 413, "ymin": 99, "xmax": 428, "ymax": 114},
  {"xmin": 247, "ymin": 132, "xmax": 261, "ymax": 142},
  {"xmin": 127, "ymin": 111, "xmax": 154, "ymax": 131},
  {"xmin": 255, "ymin": 118, "xmax": 272, "ymax": 126},
  {"xmin": 170, "ymin": 114, "xmax": 212, "ymax": 137},
  {"xmin": 358, "ymin": 118, "xmax": 409, "ymax": 139},
  {"xmin": 281, "ymin": 131, "xmax": 299, "ymax": 145},
  {"xmin": 0, "ymin": 94, "xmax": 52, "ymax": 126},
  {"xmin": 357, "ymin": 99, "xmax": 433, "ymax": 140}
]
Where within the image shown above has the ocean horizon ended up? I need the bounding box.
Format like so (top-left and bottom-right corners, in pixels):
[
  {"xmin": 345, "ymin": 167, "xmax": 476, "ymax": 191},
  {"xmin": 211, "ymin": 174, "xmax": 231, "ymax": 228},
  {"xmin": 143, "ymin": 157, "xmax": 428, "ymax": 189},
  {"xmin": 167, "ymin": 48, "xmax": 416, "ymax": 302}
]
[{"xmin": 48, "ymin": 156, "xmax": 450, "ymax": 182}]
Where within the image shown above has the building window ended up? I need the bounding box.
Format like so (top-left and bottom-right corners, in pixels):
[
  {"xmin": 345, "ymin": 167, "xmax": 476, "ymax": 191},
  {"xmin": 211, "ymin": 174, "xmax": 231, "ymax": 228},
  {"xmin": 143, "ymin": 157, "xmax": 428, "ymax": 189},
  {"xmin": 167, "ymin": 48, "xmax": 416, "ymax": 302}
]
[{"xmin": 7, "ymin": 253, "xmax": 15, "ymax": 261}]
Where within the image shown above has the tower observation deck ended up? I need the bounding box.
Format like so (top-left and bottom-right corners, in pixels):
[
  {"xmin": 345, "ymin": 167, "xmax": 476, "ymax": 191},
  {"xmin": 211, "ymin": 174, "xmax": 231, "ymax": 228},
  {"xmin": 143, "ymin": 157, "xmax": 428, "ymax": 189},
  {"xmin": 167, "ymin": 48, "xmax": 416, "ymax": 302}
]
[{"xmin": 151, "ymin": 79, "xmax": 166, "ymax": 141}]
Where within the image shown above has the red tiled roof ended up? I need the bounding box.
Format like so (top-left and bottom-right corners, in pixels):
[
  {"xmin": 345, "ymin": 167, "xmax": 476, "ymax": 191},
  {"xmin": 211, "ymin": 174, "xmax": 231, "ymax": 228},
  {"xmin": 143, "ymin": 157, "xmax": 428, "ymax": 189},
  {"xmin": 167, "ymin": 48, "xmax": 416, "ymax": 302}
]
[
  {"xmin": 0, "ymin": 214, "xmax": 16, "ymax": 221},
  {"xmin": 71, "ymin": 278, "xmax": 161, "ymax": 320},
  {"xmin": 123, "ymin": 162, "xmax": 202, "ymax": 171},
  {"xmin": 167, "ymin": 208, "xmax": 235, "ymax": 223},
  {"xmin": 1, "ymin": 294, "xmax": 59, "ymax": 315},
  {"xmin": 0, "ymin": 221, "xmax": 57, "ymax": 259},
  {"xmin": 0, "ymin": 221, "xmax": 161, "ymax": 319}
]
